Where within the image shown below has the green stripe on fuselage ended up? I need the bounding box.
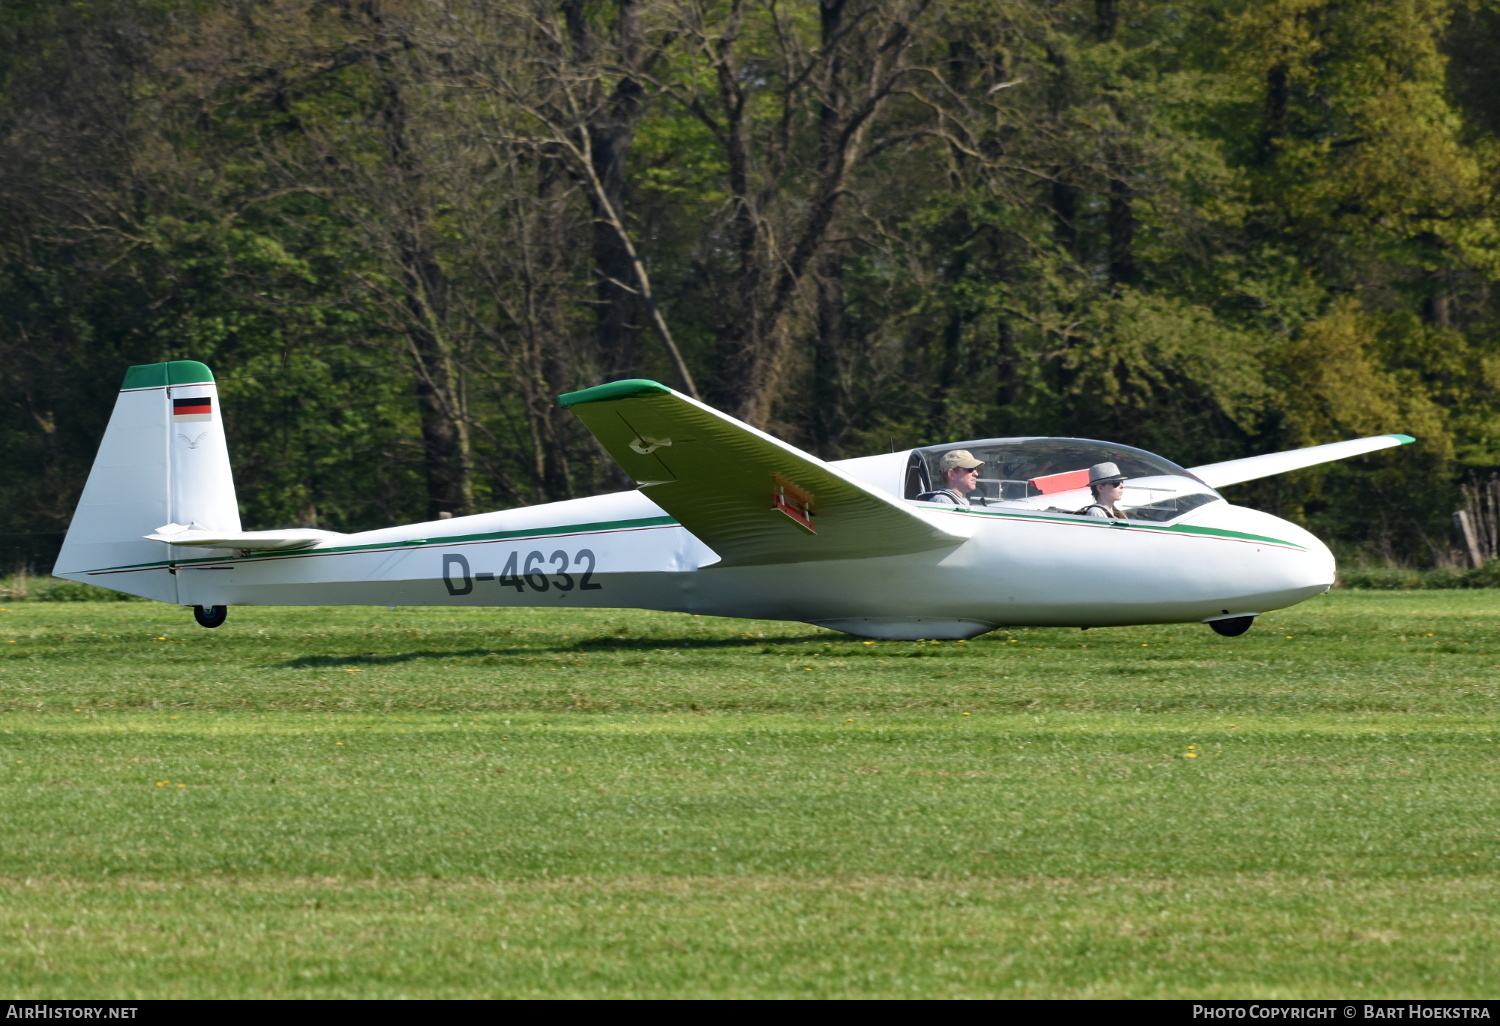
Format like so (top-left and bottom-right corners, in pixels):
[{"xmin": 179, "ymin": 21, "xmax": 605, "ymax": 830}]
[
  {"xmin": 87, "ymin": 515, "xmax": 681, "ymax": 574},
  {"xmin": 88, "ymin": 502, "xmax": 1301, "ymax": 578},
  {"xmin": 918, "ymin": 502, "xmax": 1305, "ymax": 549}
]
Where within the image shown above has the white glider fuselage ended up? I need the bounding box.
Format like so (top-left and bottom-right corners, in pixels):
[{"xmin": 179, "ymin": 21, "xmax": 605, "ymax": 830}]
[
  {"xmin": 140, "ymin": 469, "xmax": 1330, "ymax": 640},
  {"xmin": 55, "ymin": 363, "xmax": 1393, "ymax": 640}
]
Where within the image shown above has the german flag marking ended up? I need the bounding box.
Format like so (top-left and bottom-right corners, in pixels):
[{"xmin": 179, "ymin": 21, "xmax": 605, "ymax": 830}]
[{"xmin": 173, "ymin": 396, "xmax": 212, "ymax": 421}]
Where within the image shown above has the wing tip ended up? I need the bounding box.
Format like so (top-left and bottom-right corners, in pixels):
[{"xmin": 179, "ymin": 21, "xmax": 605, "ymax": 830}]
[
  {"xmin": 558, "ymin": 379, "xmax": 671, "ymax": 409},
  {"xmin": 1388, "ymin": 433, "xmax": 1416, "ymax": 444}
]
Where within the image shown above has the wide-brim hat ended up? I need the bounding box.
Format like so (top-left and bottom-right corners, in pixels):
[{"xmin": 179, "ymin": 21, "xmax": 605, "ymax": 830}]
[
  {"xmin": 938, "ymin": 449, "xmax": 984, "ymax": 472},
  {"xmin": 1088, "ymin": 461, "xmax": 1126, "ymax": 484}
]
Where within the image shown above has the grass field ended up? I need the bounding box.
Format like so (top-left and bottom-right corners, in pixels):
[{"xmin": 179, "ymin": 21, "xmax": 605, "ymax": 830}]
[{"xmin": 1, "ymin": 592, "xmax": 1496, "ymax": 998}]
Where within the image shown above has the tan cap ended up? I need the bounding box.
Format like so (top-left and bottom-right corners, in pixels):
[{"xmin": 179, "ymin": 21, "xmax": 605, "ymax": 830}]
[
  {"xmin": 1089, "ymin": 461, "xmax": 1126, "ymax": 484},
  {"xmin": 938, "ymin": 450, "xmax": 984, "ymax": 472}
]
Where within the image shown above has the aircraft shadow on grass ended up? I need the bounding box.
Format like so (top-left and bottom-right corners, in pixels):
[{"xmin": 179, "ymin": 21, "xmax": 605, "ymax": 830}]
[{"xmin": 278, "ymin": 634, "xmax": 822, "ymax": 668}]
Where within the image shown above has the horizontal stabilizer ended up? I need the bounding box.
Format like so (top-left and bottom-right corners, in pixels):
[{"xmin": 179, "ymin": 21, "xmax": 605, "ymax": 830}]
[
  {"xmin": 559, "ymin": 380, "xmax": 967, "ymax": 565},
  {"xmin": 145, "ymin": 523, "xmax": 345, "ymax": 551},
  {"xmin": 1188, "ymin": 434, "xmax": 1415, "ymax": 490}
]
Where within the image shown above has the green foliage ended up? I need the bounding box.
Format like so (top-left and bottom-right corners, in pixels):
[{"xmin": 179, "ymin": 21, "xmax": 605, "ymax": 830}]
[
  {"xmin": 1050, "ymin": 291, "xmax": 1272, "ymax": 462},
  {"xmin": 0, "ymin": 573, "xmax": 141, "ymax": 602},
  {"xmin": 1336, "ymin": 560, "xmax": 1500, "ymax": 590},
  {"xmin": 2, "ymin": 0, "xmax": 1499, "ymax": 563}
]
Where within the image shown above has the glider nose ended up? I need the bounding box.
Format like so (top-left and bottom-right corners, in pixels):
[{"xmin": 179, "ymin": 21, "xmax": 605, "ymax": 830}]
[
  {"xmin": 1285, "ymin": 518, "xmax": 1336, "ymax": 590},
  {"xmin": 1175, "ymin": 503, "xmax": 1335, "ymax": 625},
  {"xmin": 1213, "ymin": 504, "xmax": 1335, "ymax": 596}
]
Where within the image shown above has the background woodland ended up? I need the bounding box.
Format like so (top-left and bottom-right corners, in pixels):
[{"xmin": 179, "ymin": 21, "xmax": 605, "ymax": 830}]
[{"xmin": 4, "ymin": 0, "xmax": 1500, "ymax": 566}]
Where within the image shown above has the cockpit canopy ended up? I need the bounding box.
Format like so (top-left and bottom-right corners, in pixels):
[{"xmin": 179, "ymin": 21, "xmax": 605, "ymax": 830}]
[{"xmin": 908, "ymin": 437, "xmax": 1222, "ymax": 523}]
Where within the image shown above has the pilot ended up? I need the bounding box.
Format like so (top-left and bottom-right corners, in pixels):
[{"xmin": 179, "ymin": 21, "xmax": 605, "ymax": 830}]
[
  {"xmin": 920, "ymin": 450, "xmax": 984, "ymax": 505},
  {"xmin": 1082, "ymin": 462, "xmax": 1128, "ymax": 519}
]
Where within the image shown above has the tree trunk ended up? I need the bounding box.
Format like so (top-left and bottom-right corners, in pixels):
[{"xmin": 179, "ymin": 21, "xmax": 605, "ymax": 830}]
[
  {"xmin": 705, "ymin": 0, "xmax": 930, "ymax": 428},
  {"xmin": 811, "ymin": 249, "xmax": 846, "ymax": 459},
  {"xmin": 709, "ymin": 16, "xmax": 767, "ymax": 422},
  {"xmin": 564, "ymin": 0, "xmax": 647, "ymax": 381},
  {"xmin": 1257, "ymin": 64, "xmax": 1289, "ymax": 166},
  {"xmin": 1095, "ymin": 0, "xmax": 1118, "ymax": 43},
  {"xmin": 1106, "ymin": 174, "xmax": 1136, "ymax": 286},
  {"xmin": 1051, "ymin": 177, "xmax": 1079, "ymax": 258},
  {"xmin": 368, "ymin": 6, "xmax": 474, "ymax": 518},
  {"xmin": 809, "ymin": 0, "xmax": 849, "ymax": 454}
]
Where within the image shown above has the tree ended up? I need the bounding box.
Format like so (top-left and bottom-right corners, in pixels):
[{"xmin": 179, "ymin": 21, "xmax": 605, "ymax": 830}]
[{"xmin": 651, "ymin": 0, "xmax": 938, "ymax": 427}]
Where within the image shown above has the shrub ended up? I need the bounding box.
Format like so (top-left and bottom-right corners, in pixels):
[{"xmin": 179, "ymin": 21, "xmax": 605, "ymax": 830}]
[
  {"xmin": 1335, "ymin": 562, "xmax": 1500, "ymax": 589},
  {"xmin": 0, "ymin": 573, "xmax": 143, "ymax": 602}
]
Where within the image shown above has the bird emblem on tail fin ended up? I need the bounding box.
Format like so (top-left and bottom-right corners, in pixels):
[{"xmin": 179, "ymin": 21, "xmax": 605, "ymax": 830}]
[{"xmin": 629, "ymin": 436, "xmax": 672, "ymax": 455}]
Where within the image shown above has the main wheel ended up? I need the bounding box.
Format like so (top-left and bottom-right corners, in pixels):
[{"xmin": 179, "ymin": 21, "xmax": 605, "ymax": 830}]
[
  {"xmin": 1208, "ymin": 615, "xmax": 1254, "ymax": 637},
  {"xmin": 193, "ymin": 605, "xmax": 228, "ymax": 629}
]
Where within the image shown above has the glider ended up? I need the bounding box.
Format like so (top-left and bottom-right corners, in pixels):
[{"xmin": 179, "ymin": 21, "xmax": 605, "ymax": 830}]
[{"xmin": 54, "ymin": 361, "xmax": 1413, "ymax": 639}]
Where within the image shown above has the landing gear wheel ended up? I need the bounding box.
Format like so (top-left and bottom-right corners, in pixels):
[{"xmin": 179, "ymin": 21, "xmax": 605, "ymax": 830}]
[
  {"xmin": 193, "ymin": 605, "xmax": 228, "ymax": 629},
  {"xmin": 1208, "ymin": 615, "xmax": 1254, "ymax": 637}
]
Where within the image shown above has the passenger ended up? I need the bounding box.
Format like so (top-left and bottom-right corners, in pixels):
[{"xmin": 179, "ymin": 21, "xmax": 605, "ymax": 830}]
[
  {"xmin": 1081, "ymin": 462, "xmax": 1128, "ymax": 519},
  {"xmin": 919, "ymin": 450, "xmax": 984, "ymax": 505}
]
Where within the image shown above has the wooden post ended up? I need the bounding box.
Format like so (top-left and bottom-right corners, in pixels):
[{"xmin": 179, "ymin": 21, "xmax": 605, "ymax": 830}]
[{"xmin": 1454, "ymin": 510, "xmax": 1484, "ymax": 569}]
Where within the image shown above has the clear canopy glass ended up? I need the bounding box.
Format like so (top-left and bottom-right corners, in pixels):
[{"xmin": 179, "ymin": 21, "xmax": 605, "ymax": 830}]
[{"xmin": 910, "ymin": 438, "xmax": 1222, "ymax": 523}]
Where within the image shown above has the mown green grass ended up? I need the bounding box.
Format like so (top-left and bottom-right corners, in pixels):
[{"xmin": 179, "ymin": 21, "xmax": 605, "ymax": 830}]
[{"xmin": 1, "ymin": 593, "xmax": 1496, "ymax": 997}]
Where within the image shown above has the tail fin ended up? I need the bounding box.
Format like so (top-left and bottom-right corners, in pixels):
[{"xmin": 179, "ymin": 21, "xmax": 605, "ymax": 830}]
[{"xmin": 54, "ymin": 361, "xmax": 241, "ymax": 601}]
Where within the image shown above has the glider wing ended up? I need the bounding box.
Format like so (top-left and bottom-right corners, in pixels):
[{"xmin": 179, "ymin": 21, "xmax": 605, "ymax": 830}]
[
  {"xmin": 560, "ymin": 380, "xmax": 967, "ymax": 565},
  {"xmin": 1188, "ymin": 434, "xmax": 1415, "ymax": 490}
]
